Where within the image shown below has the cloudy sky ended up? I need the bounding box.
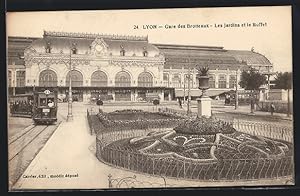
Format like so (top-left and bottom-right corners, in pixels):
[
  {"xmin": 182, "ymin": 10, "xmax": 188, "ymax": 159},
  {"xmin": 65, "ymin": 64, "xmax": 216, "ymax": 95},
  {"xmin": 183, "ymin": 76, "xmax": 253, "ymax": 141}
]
[{"xmin": 7, "ymin": 6, "xmax": 292, "ymax": 72}]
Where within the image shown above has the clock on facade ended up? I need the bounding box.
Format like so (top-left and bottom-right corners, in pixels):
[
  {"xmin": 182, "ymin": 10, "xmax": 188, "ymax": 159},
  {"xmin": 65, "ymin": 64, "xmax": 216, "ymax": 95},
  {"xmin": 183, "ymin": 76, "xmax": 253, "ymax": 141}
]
[{"xmin": 95, "ymin": 45, "xmax": 103, "ymax": 52}]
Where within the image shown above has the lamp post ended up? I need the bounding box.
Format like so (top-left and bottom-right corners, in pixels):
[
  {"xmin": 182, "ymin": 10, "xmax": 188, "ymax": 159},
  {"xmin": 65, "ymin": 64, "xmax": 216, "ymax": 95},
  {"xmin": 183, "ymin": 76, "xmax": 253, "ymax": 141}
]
[
  {"xmin": 235, "ymin": 68, "xmax": 239, "ymax": 110},
  {"xmin": 187, "ymin": 67, "xmax": 191, "ymax": 115},
  {"xmin": 67, "ymin": 49, "xmax": 73, "ymax": 122},
  {"xmin": 183, "ymin": 77, "xmax": 185, "ymax": 104},
  {"xmin": 12, "ymin": 62, "xmax": 16, "ymax": 96}
]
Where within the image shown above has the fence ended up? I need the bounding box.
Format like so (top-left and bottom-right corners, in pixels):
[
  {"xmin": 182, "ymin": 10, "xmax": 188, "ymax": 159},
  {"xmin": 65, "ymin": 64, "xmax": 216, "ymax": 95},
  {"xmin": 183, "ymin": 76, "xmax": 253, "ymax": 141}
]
[
  {"xmin": 108, "ymin": 174, "xmax": 169, "ymax": 188},
  {"xmin": 257, "ymin": 101, "xmax": 293, "ymax": 114},
  {"xmin": 161, "ymin": 107, "xmax": 293, "ymax": 143},
  {"xmin": 96, "ymin": 129, "xmax": 294, "ymax": 181}
]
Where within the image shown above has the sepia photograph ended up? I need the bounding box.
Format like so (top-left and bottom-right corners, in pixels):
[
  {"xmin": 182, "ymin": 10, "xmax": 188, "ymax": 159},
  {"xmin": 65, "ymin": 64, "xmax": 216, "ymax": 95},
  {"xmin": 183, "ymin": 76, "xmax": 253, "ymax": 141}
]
[{"xmin": 6, "ymin": 6, "xmax": 294, "ymax": 190}]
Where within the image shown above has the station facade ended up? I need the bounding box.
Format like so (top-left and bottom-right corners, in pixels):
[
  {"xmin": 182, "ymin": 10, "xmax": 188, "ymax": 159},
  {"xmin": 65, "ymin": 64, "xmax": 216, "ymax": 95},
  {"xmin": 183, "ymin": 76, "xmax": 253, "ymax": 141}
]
[{"xmin": 7, "ymin": 31, "xmax": 273, "ymax": 102}]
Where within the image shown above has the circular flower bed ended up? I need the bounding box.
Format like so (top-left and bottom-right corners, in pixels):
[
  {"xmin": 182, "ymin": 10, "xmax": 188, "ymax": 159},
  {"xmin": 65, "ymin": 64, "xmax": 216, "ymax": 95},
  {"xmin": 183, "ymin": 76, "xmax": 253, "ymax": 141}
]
[{"xmin": 97, "ymin": 117, "xmax": 294, "ymax": 181}]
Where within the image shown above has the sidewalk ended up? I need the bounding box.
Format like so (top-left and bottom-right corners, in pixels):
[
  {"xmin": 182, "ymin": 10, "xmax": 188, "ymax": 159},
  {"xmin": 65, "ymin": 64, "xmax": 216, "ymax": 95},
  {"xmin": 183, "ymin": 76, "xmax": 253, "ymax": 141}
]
[
  {"xmin": 212, "ymin": 105, "xmax": 293, "ymax": 121},
  {"xmin": 168, "ymin": 101, "xmax": 293, "ymax": 122}
]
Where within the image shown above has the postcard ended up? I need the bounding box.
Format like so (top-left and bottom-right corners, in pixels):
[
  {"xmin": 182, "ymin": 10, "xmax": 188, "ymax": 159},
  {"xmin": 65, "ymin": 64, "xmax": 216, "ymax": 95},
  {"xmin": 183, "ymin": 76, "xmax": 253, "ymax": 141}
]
[{"xmin": 7, "ymin": 6, "xmax": 293, "ymax": 190}]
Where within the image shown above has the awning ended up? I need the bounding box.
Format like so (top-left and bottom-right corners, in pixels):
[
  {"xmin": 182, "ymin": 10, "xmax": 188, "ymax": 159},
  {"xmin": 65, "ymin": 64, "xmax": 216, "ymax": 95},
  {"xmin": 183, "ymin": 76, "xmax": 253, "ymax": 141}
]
[{"xmin": 175, "ymin": 89, "xmax": 230, "ymax": 97}]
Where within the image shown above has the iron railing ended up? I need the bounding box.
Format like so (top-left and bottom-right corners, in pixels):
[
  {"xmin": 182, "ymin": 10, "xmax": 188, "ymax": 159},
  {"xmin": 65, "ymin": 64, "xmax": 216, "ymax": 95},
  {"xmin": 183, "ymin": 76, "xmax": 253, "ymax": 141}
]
[
  {"xmin": 96, "ymin": 129, "xmax": 293, "ymax": 181},
  {"xmin": 160, "ymin": 107, "xmax": 293, "ymax": 143},
  {"xmin": 108, "ymin": 174, "xmax": 169, "ymax": 188}
]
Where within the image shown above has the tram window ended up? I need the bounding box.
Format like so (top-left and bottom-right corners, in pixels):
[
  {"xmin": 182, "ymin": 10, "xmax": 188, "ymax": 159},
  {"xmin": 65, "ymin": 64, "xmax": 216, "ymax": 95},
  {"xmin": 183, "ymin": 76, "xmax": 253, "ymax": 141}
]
[
  {"xmin": 47, "ymin": 98, "xmax": 55, "ymax": 107},
  {"xmin": 40, "ymin": 98, "xmax": 47, "ymax": 106}
]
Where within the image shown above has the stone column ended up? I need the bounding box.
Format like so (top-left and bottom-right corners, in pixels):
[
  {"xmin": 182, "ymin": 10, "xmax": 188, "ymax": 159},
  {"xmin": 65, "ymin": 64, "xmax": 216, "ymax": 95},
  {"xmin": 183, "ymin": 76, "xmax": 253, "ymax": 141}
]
[
  {"xmin": 83, "ymin": 90, "xmax": 90, "ymax": 103},
  {"xmin": 134, "ymin": 89, "xmax": 138, "ymax": 101},
  {"xmin": 226, "ymin": 74, "xmax": 230, "ymax": 89},
  {"xmin": 197, "ymin": 96, "xmax": 212, "ymax": 117},
  {"xmin": 131, "ymin": 90, "xmax": 134, "ymax": 102},
  {"xmin": 215, "ymin": 74, "xmax": 219, "ymax": 89},
  {"xmin": 159, "ymin": 90, "xmax": 164, "ymax": 102}
]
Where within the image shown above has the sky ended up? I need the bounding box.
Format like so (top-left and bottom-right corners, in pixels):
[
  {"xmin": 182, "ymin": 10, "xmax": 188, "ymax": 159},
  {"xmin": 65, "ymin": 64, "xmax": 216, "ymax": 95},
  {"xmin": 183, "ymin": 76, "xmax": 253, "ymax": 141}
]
[{"xmin": 7, "ymin": 6, "xmax": 292, "ymax": 72}]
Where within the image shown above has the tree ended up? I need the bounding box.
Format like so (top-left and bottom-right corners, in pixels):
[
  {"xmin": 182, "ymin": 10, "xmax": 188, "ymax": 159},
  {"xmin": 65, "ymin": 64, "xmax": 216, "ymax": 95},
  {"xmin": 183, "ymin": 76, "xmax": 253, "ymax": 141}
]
[
  {"xmin": 274, "ymin": 72, "xmax": 292, "ymax": 89},
  {"xmin": 274, "ymin": 72, "xmax": 292, "ymax": 117},
  {"xmin": 239, "ymin": 67, "xmax": 267, "ymax": 113}
]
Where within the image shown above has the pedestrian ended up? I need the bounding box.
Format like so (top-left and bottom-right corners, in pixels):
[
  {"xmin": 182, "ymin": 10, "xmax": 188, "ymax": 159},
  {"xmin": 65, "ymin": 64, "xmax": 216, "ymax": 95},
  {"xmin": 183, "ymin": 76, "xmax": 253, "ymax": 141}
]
[
  {"xmin": 178, "ymin": 98, "xmax": 182, "ymax": 109},
  {"xmin": 225, "ymin": 94, "xmax": 230, "ymax": 105},
  {"xmin": 270, "ymin": 102, "xmax": 275, "ymax": 116}
]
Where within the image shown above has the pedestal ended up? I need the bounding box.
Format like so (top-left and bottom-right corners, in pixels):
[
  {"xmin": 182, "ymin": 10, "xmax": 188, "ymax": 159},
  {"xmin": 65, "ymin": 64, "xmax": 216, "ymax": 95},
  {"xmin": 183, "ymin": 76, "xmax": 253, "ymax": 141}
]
[{"xmin": 197, "ymin": 96, "xmax": 212, "ymax": 117}]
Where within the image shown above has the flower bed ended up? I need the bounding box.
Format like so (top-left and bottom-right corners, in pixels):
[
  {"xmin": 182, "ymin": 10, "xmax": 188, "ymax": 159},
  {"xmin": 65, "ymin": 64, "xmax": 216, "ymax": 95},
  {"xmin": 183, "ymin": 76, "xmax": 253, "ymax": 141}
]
[
  {"xmin": 94, "ymin": 110, "xmax": 184, "ymax": 133},
  {"xmin": 95, "ymin": 115, "xmax": 294, "ymax": 181}
]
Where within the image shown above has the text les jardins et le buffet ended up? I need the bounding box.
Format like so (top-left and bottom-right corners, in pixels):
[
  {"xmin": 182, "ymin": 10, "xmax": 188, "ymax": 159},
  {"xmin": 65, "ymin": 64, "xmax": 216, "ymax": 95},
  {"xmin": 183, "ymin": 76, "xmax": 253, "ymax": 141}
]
[{"xmin": 133, "ymin": 22, "xmax": 267, "ymax": 30}]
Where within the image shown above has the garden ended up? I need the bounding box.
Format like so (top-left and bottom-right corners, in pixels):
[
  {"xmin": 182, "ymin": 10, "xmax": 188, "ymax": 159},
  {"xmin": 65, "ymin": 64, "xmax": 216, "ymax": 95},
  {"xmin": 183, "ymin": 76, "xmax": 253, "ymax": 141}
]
[
  {"xmin": 87, "ymin": 109, "xmax": 184, "ymax": 134},
  {"xmin": 91, "ymin": 110, "xmax": 293, "ymax": 181}
]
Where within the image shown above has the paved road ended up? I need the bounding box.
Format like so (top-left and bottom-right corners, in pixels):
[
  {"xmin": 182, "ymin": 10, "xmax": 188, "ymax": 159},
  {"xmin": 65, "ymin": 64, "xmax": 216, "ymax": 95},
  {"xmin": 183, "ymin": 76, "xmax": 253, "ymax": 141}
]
[{"xmin": 8, "ymin": 117, "xmax": 33, "ymax": 139}]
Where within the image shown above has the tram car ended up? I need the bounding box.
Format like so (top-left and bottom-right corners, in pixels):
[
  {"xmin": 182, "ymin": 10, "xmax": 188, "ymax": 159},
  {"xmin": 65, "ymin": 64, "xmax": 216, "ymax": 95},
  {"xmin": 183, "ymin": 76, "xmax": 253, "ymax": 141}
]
[
  {"xmin": 32, "ymin": 90, "xmax": 58, "ymax": 124},
  {"xmin": 9, "ymin": 94, "xmax": 34, "ymax": 117}
]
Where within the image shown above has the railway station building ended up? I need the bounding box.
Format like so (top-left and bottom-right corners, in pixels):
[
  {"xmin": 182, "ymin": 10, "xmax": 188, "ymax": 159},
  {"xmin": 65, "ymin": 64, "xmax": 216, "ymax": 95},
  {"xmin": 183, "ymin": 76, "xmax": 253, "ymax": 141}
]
[{"xmin": 7, "ymin": 31, "xmax": 273, "ymax": 102}]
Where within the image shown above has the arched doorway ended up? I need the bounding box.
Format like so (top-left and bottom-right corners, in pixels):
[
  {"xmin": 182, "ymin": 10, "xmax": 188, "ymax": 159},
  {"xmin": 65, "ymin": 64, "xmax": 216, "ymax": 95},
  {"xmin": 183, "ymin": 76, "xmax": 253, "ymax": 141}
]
[
  {"xmin": 138, "ymin": 72, "xmax": 153, "ymax": 87},
  {"xmin": 66, "ymin": 70, "xmax": 83, "ymax": 87},
  {"xmin": 66, "ymin": 70, "xmax": 84, "ymax": 102},
  {"xmin": 91, "ymin": 71, "xmax": 108, "ymax": 100},
  {"xmin": 91, "ymin": 71, "xmax": 108, "ymax": 87},
  {"xmin": 39, "ymin": 70, "xmax": 58, "ymax": 87},
  {"xmin": 115, "ymin": 71, "xmax": 131, "ymax": 87},
  {"xmin": 115, "ymin": 71, "xmax": 131, "ymax": 101},
  {"xmin": 137, "ymin": 72, "xmax": 153, "ymax": 101}
]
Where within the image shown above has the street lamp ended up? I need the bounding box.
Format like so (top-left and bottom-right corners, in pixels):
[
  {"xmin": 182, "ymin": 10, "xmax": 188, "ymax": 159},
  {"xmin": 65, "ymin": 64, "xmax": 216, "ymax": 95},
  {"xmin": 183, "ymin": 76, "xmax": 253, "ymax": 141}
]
[
  {"xmin": 235, "ymin": 68, "xmax": 240, "ymax": 110},
  {"xmin": 187, "ymin": 67, "xmax": 191, "ymax": 115},
  {"xmin": 67, "ymin": 47, "xmax": 74, "ymax": 122}
]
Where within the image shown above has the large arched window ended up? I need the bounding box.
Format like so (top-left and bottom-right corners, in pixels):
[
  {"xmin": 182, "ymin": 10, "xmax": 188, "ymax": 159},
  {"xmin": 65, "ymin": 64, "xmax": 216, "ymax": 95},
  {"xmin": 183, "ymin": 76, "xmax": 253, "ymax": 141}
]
[
  {"xmin": 91, "ymin": 71, "xmax": 108, "ymax": 87},
  {"xmin": 218, "ymin": 74, "xmax": 227, "ymax": 88},
  {"xmin": 209, "ymin": 74, "xmax": 216, "ymax": 88},
  {"xmin": 39, "ymin": 70, "xmax": 58, "ymax": 87},
  {"xmin": 138, "ymin": 72, "xmax": 153, "ymax": 87},
  {"xmin": 229, "ymin": 75, "xmax": 237, "ymax": 88},
  {"xmin": 16, "ymin": 71, "xmax": 25, "ymax": 87},
  {"xmin": 8, "ymin": 70, "xmax": 12, "ymax": 87},
  {"xmin": 115, "ymin": 71, "xmax": 131, "ymax": 87},
  {"xmin": 66, "ymin": 70, "xmax": 83, "ymax": 87}
]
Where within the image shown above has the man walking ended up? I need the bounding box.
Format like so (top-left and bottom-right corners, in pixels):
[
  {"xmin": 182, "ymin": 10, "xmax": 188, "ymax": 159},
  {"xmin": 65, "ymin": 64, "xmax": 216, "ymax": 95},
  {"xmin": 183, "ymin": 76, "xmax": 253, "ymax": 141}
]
[
  {"xmin": 178, "ymin": 98, "xmax": 182, "ymax": 109},
  {"xmin": 270, "ymin": 102, "xmax": 275, "ymax": 116}
]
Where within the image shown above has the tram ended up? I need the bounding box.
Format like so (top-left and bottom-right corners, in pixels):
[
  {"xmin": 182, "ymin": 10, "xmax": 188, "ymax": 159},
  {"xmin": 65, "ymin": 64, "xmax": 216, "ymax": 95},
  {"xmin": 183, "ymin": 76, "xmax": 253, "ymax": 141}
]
[{"xmin": 32, "ymin": 90, "xmax": 58, "ymax": 124}]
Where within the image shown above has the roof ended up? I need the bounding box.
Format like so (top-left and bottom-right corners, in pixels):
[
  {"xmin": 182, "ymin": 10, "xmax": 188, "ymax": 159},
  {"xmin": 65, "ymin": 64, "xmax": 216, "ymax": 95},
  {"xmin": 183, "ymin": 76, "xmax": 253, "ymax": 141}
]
[
  {"xmin": 7, "ymin": 36, "xmax": 39, "ymax": 65},
  {"xmin": 29, "ymin": 31, "xmax": 160, "ymax": 57},
  {"xmin": 226, "ymin": 50, "xmax": 271, "ymax": 65},
  {"xmin": 155, "ymin": 44, "xmax": 271, "ymax": 70}
]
